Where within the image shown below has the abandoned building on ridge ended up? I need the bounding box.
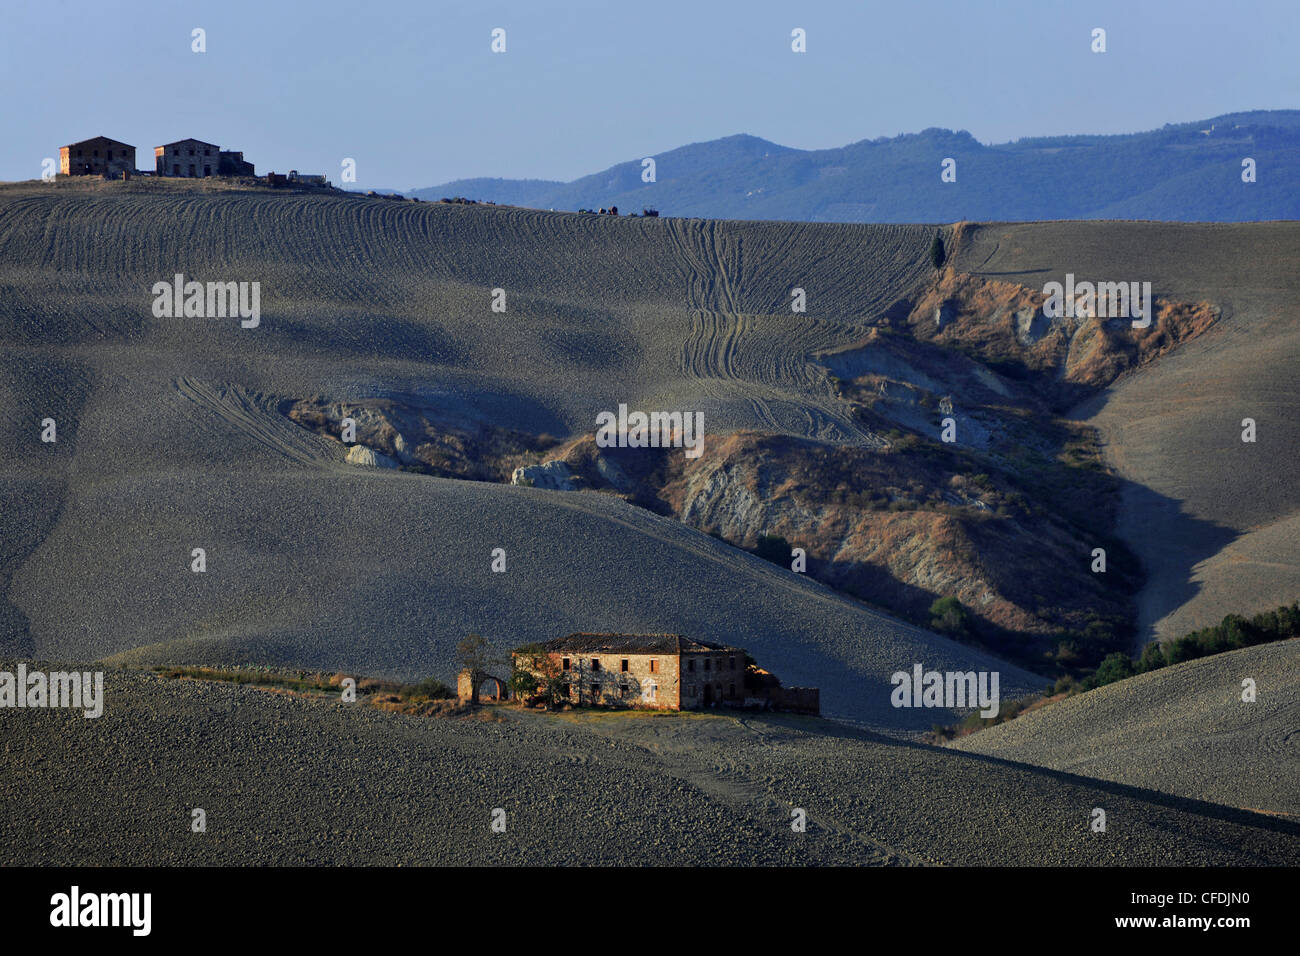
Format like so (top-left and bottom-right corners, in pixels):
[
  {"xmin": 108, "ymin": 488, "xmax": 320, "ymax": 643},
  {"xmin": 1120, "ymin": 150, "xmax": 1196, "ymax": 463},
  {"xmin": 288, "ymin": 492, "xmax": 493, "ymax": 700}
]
[
  {"xmin": 60, "ymin": 136, "xmax": 136, "ymax": 177},
  {"xmin": 509, "ymin": 633, "xmax": 820, "ymax": 714},
  {"xmin": 155, "ymin": 139, "xmax": 222, "ymax": 177}
]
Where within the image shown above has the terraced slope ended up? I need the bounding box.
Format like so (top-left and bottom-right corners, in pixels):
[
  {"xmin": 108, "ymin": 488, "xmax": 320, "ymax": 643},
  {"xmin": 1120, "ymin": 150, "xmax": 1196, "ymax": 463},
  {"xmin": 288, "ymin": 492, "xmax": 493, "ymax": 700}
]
[
  {"xmin": 951, "ymin": 221, "xmax": 1300, "ymax": 646},
  {"xmin": 0, "ymin": 178, "xmax": 1034, "ymax": 733},
  {"xmin": 953, "ymin": 641, "xmax": 1300, "ymax": 817},
  {"xmin": 3, "ymin": 665, "xmax": 1297, "ymax": 866}
]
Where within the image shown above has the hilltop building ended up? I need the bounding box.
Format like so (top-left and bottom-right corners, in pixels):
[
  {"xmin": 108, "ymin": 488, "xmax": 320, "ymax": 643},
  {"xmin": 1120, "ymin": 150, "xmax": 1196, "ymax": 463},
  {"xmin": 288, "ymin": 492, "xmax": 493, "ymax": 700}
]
[
  {"xmin": 155, "ymin": 139, "xmax": 222, "ymax": 177},
  {"xmin": 60, "ymin": 137, "xmax": 136, "ymax": 177}
]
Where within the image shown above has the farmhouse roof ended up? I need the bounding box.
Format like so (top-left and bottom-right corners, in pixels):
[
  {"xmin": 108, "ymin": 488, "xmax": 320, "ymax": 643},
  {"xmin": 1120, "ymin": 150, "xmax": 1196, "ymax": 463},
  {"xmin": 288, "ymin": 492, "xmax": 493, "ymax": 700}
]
[
  {"xmin": 60, "ymin": 136, "xmax": 134, "ymax": 150},
  {"xmin": 541, "ymin": 633, "xmax": 742, "ymax": 654},
  {"xmin": 156, "ymin": 138, "xmax": 221, "ymax": 149}
]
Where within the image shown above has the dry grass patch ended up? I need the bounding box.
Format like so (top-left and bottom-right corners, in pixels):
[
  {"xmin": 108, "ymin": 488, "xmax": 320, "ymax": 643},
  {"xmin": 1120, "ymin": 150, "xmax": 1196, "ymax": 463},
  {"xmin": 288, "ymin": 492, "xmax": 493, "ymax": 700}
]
[{"xmin": 150, "ymin": 665, "xmax": 495, "ymax": 720}]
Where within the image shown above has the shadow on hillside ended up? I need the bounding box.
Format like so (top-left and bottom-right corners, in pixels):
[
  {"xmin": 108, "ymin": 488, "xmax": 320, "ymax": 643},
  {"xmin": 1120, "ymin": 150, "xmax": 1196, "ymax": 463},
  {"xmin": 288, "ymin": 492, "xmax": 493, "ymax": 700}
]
[
  {"xmin": 757, "ymin": 713, "xmax": 1300, "ymax": 839},
  {"xmin": 937, "ymin": 743, "xmax": 1300, "ymax": 838},
  {"xmin": 1115, "ymin": 477, "xmax": 1240, "ymax": 647},
  {"xmin": 0, "ymin": 357, "xmax": 93, "ymax": 658}
]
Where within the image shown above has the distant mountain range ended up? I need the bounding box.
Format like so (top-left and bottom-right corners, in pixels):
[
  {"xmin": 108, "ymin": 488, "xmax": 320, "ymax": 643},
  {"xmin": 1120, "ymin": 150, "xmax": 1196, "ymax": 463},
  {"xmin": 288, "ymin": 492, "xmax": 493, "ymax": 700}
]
[{"xmin": 411, "ymin": 110, "xmax": 1300, "ymax": 222}]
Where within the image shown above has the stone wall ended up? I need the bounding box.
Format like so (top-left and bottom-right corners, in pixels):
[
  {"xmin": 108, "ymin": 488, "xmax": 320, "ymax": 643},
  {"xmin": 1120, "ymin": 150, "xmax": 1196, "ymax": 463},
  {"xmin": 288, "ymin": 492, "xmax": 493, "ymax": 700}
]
[
  {"xmin": 679, "ymin": 649, "xmax": 745, "ymax": 709},
  {"xmin": 551, "ymin": 651, "xmax": 680, "ymax": 709},
  {"xmin": 770, "ymin": 686, "xmax": 820, "ymax": 716},
  {"xmin": 515, "ymin": 646, "xmax": 790, "ymax": 713},
  {"xmin": 456, "ymin": 668, "xmax": 508, "ymax": 702}
]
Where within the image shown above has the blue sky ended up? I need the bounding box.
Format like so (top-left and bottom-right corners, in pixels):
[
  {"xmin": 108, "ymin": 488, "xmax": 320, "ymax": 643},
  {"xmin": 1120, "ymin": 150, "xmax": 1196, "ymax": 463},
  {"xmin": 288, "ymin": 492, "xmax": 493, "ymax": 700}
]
[{"xmin": 2, "ymin": 0, "xmax": 1296, "ymax": 189}]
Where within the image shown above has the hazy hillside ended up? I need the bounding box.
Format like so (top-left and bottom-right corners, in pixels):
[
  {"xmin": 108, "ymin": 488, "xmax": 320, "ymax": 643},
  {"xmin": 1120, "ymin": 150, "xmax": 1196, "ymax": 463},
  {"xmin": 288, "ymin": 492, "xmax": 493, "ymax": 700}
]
[
  {"xmin": 424, "ymin": 134, "xmax": 794, "ymax": 211},
  {"xmin": 413, "ymin": 111, "xmax": 1300, "ymax": 222}
]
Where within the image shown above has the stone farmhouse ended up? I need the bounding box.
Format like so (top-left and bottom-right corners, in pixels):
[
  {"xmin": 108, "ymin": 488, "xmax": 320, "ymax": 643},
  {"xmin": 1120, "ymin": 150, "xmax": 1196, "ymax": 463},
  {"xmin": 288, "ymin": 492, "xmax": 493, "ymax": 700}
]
[
  {"xmin": 155, "ymin": 138, "xmax": 220, "ymax": 178},
  {"xmin": 59, "ymin": 136, "xmax": 135, "ymax": 177},
  {"xmin": 154, "ymin": 139, "xmax": 256, "ymax": 178},
  {"xmin": 509, "ymin": 633, "xmax": 819, "ymax": 714}
]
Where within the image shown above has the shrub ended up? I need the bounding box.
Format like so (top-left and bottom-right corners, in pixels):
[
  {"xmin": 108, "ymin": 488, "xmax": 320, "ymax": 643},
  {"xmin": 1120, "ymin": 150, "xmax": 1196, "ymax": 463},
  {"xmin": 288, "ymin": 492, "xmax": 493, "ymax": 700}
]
[
  {"xmin": 1052, "ymin": 674, "xmax": 1079, "ymax": 695},
  {"xmin": 933, "ymin": 604, "xmax": 1299, "ymax": 741},
  {"xmin": 1136, "ymin": 641, "xmax": 1166, "ymax": 673},
  {"xmin": 509, "ymin": 669, "xmax": 540, "ymax": 700},
  {"xmin": 399, "ymin": 677, "xmax": 455, "ymax": 700},
  {"xmin": 1089, "ymin": 651, "xmax": 1135, "ymax": 689},
  {"xmin": 754, "ymin": 534, "xmax": 792, "ymax": 566},
  {"xmin": 928, "ymin": 232, "xmax": 946, "ymax": 270},
  {"xmin": 929, "ymin": 596, "xmax": 973, "ymax": 637}
]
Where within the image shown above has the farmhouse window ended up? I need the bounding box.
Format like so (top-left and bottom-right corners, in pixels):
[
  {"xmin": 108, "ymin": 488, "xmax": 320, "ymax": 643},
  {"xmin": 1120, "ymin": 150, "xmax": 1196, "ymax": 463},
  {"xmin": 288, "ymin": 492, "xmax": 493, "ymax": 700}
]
[
  {"xmin": 704, "ymin": 659, "xmax": 711, "ymax": 671},
  {"xmin": 729, "ymin": 657, "xmax": 736, "ymax": 670},
  {"xmin": 562, "ymin": 657, "xmax": 570, "ymax": 670},
  {"xmin": 620, "ymin": 659, "xmax": 629, "ymax": 672},
  {"xmin": 649, "ymin": 659, "xmax": 658, "ymax": 673},
  {"xmin": 591, "ymin": 659, "xmax": 601, "ymax": 671},
  {"xmin": 688, "ymin": 659, "xmax": 695, "ymax": 672}
]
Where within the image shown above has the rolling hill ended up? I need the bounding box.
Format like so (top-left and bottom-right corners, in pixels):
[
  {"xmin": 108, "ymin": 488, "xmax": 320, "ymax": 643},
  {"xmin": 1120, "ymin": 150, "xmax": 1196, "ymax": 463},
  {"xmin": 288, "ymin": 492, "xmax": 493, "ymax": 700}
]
[
  {"xmin": 953, "ymin": 640, "xmax": 1300, "ymax": 818},
  {"xmin": 0, "ymin": 176, "xmax": 1038, "ymax": 734},
  {"xmin": 0, "ymin": 176, "xmax": 1295, "ymax": 739}
]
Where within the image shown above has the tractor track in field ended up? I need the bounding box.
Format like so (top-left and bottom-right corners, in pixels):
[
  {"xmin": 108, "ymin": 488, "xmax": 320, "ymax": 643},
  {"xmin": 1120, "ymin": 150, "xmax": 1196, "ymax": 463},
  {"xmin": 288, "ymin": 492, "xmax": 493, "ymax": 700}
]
[
  {"xmin": 173, "ymin": 376, "xmax": 339, "ymax": 468},
  {"xmin": 667, "ymin": 217, "xmax": 883, "ymax": 443}
]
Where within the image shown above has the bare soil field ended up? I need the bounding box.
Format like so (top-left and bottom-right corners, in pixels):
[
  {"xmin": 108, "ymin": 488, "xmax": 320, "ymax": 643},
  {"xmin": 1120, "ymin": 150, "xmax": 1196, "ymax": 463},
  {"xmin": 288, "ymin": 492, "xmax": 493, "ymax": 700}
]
[{"xmin": 2, "ymin": 663, "xmax": 1296, "ymax": 866}]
